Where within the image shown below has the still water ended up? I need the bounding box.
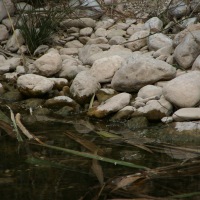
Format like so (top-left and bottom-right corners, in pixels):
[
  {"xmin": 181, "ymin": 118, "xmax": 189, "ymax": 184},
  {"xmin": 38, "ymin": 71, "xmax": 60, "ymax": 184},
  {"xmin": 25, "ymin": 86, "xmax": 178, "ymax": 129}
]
[{"xmin": 0, "ymin": 115, "xmax": 200, "ymax": 200}]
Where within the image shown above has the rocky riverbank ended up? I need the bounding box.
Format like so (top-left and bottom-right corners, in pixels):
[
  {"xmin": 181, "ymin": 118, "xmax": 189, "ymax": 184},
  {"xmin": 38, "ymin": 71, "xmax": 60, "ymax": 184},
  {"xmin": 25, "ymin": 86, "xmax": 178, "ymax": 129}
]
[{"xmin": 0, "ymin": 0, "xmax": 200, "ymax": 133}]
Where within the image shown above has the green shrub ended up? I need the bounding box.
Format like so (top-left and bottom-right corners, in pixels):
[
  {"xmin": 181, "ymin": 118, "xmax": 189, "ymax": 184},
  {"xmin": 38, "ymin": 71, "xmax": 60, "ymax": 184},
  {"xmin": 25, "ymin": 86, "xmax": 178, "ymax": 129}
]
[{"xmin": 15, "ymin": 0, "xmax": 74, "ymax": 54}]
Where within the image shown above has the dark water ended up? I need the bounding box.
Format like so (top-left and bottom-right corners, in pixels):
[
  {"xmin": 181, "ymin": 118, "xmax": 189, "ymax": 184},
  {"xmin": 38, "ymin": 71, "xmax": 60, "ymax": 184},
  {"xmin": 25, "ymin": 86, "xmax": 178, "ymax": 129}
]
[{"xmin": 0, "ymin": 116, "xmax": 200, "ymax": 200}]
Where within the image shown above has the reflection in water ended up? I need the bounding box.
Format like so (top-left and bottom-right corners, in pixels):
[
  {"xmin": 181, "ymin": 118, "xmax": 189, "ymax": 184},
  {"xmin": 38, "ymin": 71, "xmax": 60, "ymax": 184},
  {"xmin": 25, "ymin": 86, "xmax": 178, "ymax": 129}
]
[{"xmin": 0, "ymin": 118, "xmax": 200, "ymax": 200}]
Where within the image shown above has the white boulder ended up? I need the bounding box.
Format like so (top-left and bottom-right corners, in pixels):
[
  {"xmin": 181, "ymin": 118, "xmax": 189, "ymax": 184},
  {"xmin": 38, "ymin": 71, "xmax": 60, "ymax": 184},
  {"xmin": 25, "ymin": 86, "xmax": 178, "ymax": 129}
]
[
  {"xmin": 31, "ymin": 51, "xmax": 62, "ymax": 77},
  {"xmin": 111, "ymin": 55, "xmax": 176, "ymax": 92},
  {"xmin": 173, "ymin": 108, "xmax": 200, "ymax": 122},
  {"xmin": 163, "ymin": 71, "xmax": 200, "ymax": 108},
  {"xmin": 17, "ymin": 74, "xmax": 54, "ymax": 97}
]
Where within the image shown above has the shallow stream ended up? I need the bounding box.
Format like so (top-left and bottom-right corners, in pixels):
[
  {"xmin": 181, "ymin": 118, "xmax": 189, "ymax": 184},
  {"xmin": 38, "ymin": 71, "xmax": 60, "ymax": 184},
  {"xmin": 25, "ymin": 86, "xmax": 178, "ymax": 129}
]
[{"xmin": 0, "ymin": 111, "xmax": 200, "ymax": 200}]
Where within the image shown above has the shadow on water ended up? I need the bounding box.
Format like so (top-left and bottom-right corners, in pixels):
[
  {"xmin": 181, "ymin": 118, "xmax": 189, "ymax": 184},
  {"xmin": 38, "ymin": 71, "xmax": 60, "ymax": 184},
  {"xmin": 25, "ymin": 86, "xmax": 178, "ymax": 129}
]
[{"xmin": 0, "ymin": 114, "xmax": 200, "ymax": 200}]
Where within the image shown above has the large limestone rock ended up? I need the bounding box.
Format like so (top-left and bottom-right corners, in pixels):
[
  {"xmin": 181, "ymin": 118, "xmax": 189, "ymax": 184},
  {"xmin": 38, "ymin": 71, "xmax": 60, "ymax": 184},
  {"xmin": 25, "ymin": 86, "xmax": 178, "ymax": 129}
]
[
  {"xmin": 173, "ymin": 108, "xmax": 200, "ymax": 122},
  {"xmin": 17, "ymin": 74, "xmax": 54, "ymax": 97},
  {"xmin": 78, "ymin": 44, "xmax": 102, "ymax": 65},
  {"xmin": 174, "ymin": 30, "xmax": 200, "ymax": 69},
  {"xmin": 70, "ymin": 71, "xmax": 101, "ymax": 104},
  {"xmin": 30, "ymin": 51, "xmax": 62, "ymax": 77},
  {"xmin": 111, "ymin": 55, "xmax": 176, "ymax": 92},
  {"xmin": 148, "ymin": 33, "xmax": 173, "ymax": 51},
  {"xmin": 163, "ymin": 71, "xmax": 200, "ymax": 108},
  {"xmin": 88, "ymin": 93, "xmax": 131, "ymax": 118},
  {"xmin": 89, "ymin": 55, "xmax": 124, "ymax": 83}
]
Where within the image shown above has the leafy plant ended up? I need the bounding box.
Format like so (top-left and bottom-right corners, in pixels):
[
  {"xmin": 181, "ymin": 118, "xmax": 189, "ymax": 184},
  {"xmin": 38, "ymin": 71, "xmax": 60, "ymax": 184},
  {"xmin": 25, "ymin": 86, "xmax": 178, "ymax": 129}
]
[{"xmin": 15, "ymin": 0, "xmax": 74, "ymax": 54}]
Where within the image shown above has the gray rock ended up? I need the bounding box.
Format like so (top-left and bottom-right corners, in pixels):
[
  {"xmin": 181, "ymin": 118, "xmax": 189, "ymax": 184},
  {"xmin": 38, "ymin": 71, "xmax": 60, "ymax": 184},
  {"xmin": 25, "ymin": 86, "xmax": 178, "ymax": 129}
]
[
  {"xmin": 86, "ymin": 37, "xmax": 108, "ymax": 45},
  {"xmin": 125, "ymin": 30, "xmax": 149, "ymax": 51},
  {"xmin": 168, "ymin": 1, "xmax": 190, "ymax": 18},
  {"xmin": 6, "ymin": 57, "xmax": 21, "ymax": 70},
  {"xmin": 108, "ymin": 36, "xmax": 126, "ymax": 45},
  {"xmin": 33, "ymin": 45, "xmax": 49, "ymax": 56},
  {"xmin": 60, "ymin": 47, "xmax": 79, "ymax": 55},
  {"xmin": 90, "ymin": 55, "xmax": 124, "ymax": 83},
  {"xmin": 173, "ymin": 108, "xmax": 200, "ymax": 122},
  {"xmin": 0, "ymin": 24, "xmax": 9, "ymax": 41},
  {"xmin": 31, "ymin": 51, "xmax": 62, "ymax": 77},
  {"xmin": 174, "ymin": 30, "xmax": 200, "ymax": 69},
  {"xmin": 65, "ymin": 40, "xmax": 83, "ymax": 48},
  {"xmin": 192, "ymin": 55, "xmax": 200, "ymax": 71},
  {"xmin": 0, "ymin": 0, "xmax": 15, "ymax": 22},
  {"xmin": 17, "ymin": 74, "xmax": 54, "ymax": 97},
  {"xmin": 78, "ymin": 44, "xmax": 103, "ymax": 64},
  {"xmin": 112, "ymin": 22, "xmax": 129, "ymax": 30},
  {"xmin": 95, "ymin": 28, "xmax": 108, "ymax": 37},
  {"xmin": 144, "ymin": 17, "xmax": 163, "ymax": 33},
  {"xmin": 173, "ymin": 23, "xmax": 200, "ymax": 47},
  {"xmin": 126, "ymin": 23, "xmax": 145, "ymax": 35},
  {"xmin": 107, "ymin": 29, "xmax": 126, "ymax": 39},
  {"xmin": 6, "ymin": 29, "xmax": 25, "ymax": 52},
  {"xmin": 191, "ymin": 0, "xmax": 200, "ymax": 13},
  {"xmin": 2, "ymin": 17, "xmax": 16, "ymax": 30},
  {"xmin": 148, "ymin": 33, "xmax": 173, "ymax": 51},
  {"xmin": 153, "ymin": 45, "xmax": 173, "ymax": 58},
  {"xmin": 137, "ymin": 85, "xmax": 163, "ymax": 99},
  {"xmin": 49, "ymin": 78, "xmax": 69, "ymax": 90},
  {"xmin": 80, "ymin": 27, "xmax": 93, "ymax": 36},
  {"xmin": 70, "ymin": 71, "xmax": 101, "ymax": 103},
  {"xmin": 163, "ymin": 71, "xmax": 200, "ymax": 107},
  {"xmin": 59, "ymin": 58, "xmax": 87, "ymax": 80},
  {"xmin": 16, "ymin": 65, "xmax": 26, "ymax": 74},
  {"xmin": 60, "ymin": 18, "xmax": 96, "ymax": 28},
  {"xmin": 136, "ymin": 96, "xmax": 173, "ymax": 121},
  {"xmin": 88, "ymin": 92, "xmax": 131, "ymax": 118},
  {"xmin": 111, "ymin": 106, "xmax": 135, "ymax": 121},
  {"xmin": 96, "ymin": 88, "xmax": 118, "ymax": 103},
  {"xmin": 86, "ymin": 45, "xmax": 132, "ymax": 65},
  {"xmin": 95, "ymin": 19, "xmax": 114, "ymax": 30},
  {"xmin": 43, "ymin": 96, "xmax": 77, "ymax": 109},
  {"xmin": 111, "ymin": 55, "xmax": 176, "ymax": 92}
]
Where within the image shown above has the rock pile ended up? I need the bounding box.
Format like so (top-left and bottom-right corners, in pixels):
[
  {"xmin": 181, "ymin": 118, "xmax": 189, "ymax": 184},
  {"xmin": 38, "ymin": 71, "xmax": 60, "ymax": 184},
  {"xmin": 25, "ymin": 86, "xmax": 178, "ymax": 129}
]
[{"xmin": 0, "ymin": 0, "xmax": 200, "ymax": 124}]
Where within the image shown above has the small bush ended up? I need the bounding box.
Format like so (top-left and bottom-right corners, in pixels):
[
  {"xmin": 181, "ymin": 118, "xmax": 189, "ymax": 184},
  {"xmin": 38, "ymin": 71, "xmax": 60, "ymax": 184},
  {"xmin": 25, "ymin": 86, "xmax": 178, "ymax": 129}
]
[{"xmin": 15, "ymin": 0, "xmax": 74, "ymax": 54}]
